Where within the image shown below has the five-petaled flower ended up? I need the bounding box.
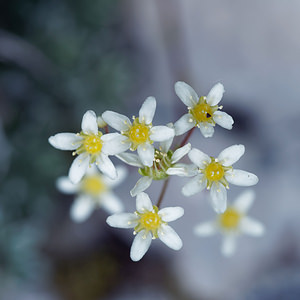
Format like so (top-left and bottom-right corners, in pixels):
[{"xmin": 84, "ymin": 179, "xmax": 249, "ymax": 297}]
[
  {"xmin": 106, "ymin": 192, "xmax": 184, "ymax": 261},
  {"xmin": 57, "ymin": 165, "xmax": 126, "ymax": 223},
  {"xmin": 174, "ymin": 81, "xmax": 234, "ymax": 138},
  {"xmin": 182, "ymin": 145, "xmax": 258, "ymax": 213},
  {"xmin": 194, "ymin": 190, "xmax": 265, "ymax": 256},
  {"xmin": 102, "ymin": 97, "xmax": 175, "ymax": 167},
  {"xmin": 49, "ymin": 110, "xmax": 129, "ymax": 183}
]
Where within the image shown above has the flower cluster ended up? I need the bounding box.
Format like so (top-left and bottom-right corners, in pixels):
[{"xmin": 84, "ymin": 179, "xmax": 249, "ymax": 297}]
[{"xmin": 49, "ymin": 81, "xmax": 264, "ymax": 261}]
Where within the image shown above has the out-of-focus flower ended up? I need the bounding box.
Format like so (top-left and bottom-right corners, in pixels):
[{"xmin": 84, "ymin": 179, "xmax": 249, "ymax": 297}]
[
  {"xmin": 49, "ymin": 110, "xmax": 128, "ymax": 183},
  {"xmin": 57, "ymin": 165, "xmax": 127, "ymax": 223},
  {"xmin": 106, "ymin": 192, "xmax": 184, "ymax": 261},
  {"xmin": 174, "ymin": 81, "xmax": 233, "ymax": 137},
  {"xmin": 182, "ymin": 145, "xmax": 258, "ymax": 213},
  {"xmin": 102, "ymin": 97, "xmax": 175, "ymax": 167},
  {"xmin": 194, "ymin": 190, "xmax": 265, "ymax": 256}
]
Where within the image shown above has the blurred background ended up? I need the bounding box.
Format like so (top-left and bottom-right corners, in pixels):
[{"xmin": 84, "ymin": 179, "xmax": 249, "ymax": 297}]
[{"xmin": 1, "ymin": 0, "xmax": 300, "ymax": 299}]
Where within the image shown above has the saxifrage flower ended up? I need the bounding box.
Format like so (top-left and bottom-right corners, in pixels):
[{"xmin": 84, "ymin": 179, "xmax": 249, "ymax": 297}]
[
  {"xmin": 182, "ymin": 144, "xmax": 258, "ymax": 213},
  {"xmin": 57, "ymin": 165, "xmax": 126, "ymax": 223},
  {"xmin": 174, "ymin": 81, "xmax": 233, "ymax": 138},
  {"xmin": 106, "ymin": 192, "xmax": 184, "ymax": 261},
  {"xmin": 49, "ymin": 110, "xmax": 128, "ymax": 183},
  {"xmin": 102, "ymin": 97, "xmax": 175, "ymax": 167},
  {"xmin": 194, "ymin": 190, "xmax": 265, "ymax": 256}
]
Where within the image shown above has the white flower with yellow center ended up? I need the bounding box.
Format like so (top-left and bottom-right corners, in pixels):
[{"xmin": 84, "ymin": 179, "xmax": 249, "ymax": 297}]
[
  {"xmin": 102, "ymin": 97, "xmax": 175, "ymax": 167},
  {"xmin": 174, "ymin": 81, "xmax": 234, "ymax": 137},
  {"xmin": 106, "ymin": 192, "xmax": 184, "ymax": 262},
  {"xmin": 182, "ymin": 145, "xmax": 258, "ymax": 213},
  {"xmin": 194, "ymin": 190, "xmax": 265, "ymax": 256},
  {"xmin": 57, "ymin": 166, "xmax": 126, "ymax": 223},
  {"xmin": 49, "ymin": 110, "xmax": 129, "ymax": 184}
]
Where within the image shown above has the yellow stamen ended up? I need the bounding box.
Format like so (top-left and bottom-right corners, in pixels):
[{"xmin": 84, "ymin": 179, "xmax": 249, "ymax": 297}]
[
  {"xmin": 191, "ymin": 103, "xmax": 213, "ymax": 123},
  {"xmin": 129, "ymin": 124, "xmax": 149, "ymax": 144},
  {"xmin": 219, "ymin": 208, "xmax": 241, "ymax": 229},
  {"xmin": 205, "ymin": 161, "xmax": 225, "ymax": 181},
  {"xmin": 81, "ymin": 175, "xmax": 107, "ymax": 196},
  {"xmin": 83, "ymin": 134, "xmax": 103, "ymax": 154}
]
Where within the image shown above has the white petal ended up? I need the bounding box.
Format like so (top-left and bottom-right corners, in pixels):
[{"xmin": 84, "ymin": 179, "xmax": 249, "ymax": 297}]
[
  {"xmin": 157, "ymin": 224, "xmax": 183, "ymax": 250},
  {"xmin": 166, "ymin": 163, "xmax": 198, "ymax": 177},
  {"xmin": 213, "ymin": 111, "xmax": 234, "ymax": 130},
  {"xmin": 150, "ymin": 126, "xmax": 175, "ymax": 142},
  {"xmin": 68, "ymin": 154, "xmax": 89, "ymax": 184},
  {"xmin": 210, "ymin": 183, "xmax": 227, "ymax": 213},
  {"xmin": 116, "ymin": 152, "xmax": 143, "ymax": 167},
  {"xmin": 81, "ymin": 110, "xmax": 98, "ymax": 135},
  {"xmin": 171, "ymin": 143, "xmax": 191, "ymax": 164},
  {"xmin": 233, "ymin": 189, "xmax": 255, "ymax": 213},
  {"xmin": 70, "ymin": 196, "xmax": 94, "ymax": 223},
  {"xmin": 97, "ymin": 116, "xmax": 107, "ymax": 128},
  {"xmin": 130, "ymin": 177, "xmax": 152, "ymax": 197},
  {"xmin": 225, "ymin": 169, "xmax": 259, "ymax": 186},
  {"xmin": 174, "ymin": 81, "xmax": 198, "ymax": 107},
  {"xmin": 221, "ymin": 235, "xmax": 237, "ymax": 257},
  {"xmin": 194, "ymin": 221, "xmax": 217, "ymax": 237},
  {"xmin": 56, "ymin": 176, "xmax": 78, "ymax": 194},
  {"xmin": 174, "ymin": 113, "xmax": 195, "ymax": 136},
  {"xmin": 106, "ymin": 213, "xmax": 138, "ymax": 228},
  {"xmin": 48, "ymin": 133, "xmax": 82, "ymax": 150},
  {"xmin": 139, "ymin": 97, "xmax": 156, "ymax": 124},
  {"xmin": 206, "ymin": 83, "xmax": 224, "ymax": 106},
  {"xmin": 137, "ymin": 143, "xmax": 154, "ymax": 167},
  {"xmin": 182, "ymin": 174, "xmax": 206, "ymax": 196},
  {"xmin": 96, "ymin": 154, "xmax": 117, "ymax": 179},
  {"xmin": 102, "ymin": 165, "xmax": 128, "ymax": 188},
  {"xmin": 188, "ymin": 148, "xmax": 210, "ymax": 168},
  {"xmin": 240, "ymin": 217, "xmax": 265, "ymax": 236},
  {"xmin": 159, "ymin": 207, "xmax": 184, "ymax": 222},
  {"xmin": 217, "ymin": 144, "xmax": 245, "ymax": 166},
  {"xmin": 100, "ymin": 192, "xmax": 124, "ymax": 214},
  {"xmin": 199, "ymin": 123, "xmax": 215, "ymax": 138},
  {"xmin": 101, "ymin": 133, "xmax": 130, "ymax": 155},
  {"xmin": 130, "ymin": 230, "xmax": 152, "ymax": 262},
  {"xmin": 101, "ymin": 111, "xmax": 131, "ymax": 132},
  {"xmin": 159, "ymin": 123, "xmax": 175, "ymax": 152},
  {"xmin": 136, "ymin": 192, "xmax": 153, "ymax": 213}
]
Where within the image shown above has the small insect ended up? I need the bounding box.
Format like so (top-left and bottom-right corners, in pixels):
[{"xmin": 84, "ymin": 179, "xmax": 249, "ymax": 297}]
[{"xmin": 206, "ymin": 113, "xmax": 211, "ymax": 118}]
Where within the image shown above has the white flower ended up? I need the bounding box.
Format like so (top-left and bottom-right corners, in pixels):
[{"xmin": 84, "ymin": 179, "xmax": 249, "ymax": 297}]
[
  {"xmin": 117, "ymin": 127, "xmax": 196, "ymax": 196},
  {"xmin": 194, "ymin": 190, "xmax": 265, "ymax": 257},
  {"xmin": 106, "ymin": 192, "xmax": 184, "ymax": 261},
  {"xmin": 102, "ymin": 97, "xmax": 175, "ymax": 167},
  {"xmin": 174, "ymin": 81, "xmax": 234, "ymax": 138},
  {"xmin": 57, "ymin": 165, "xmax": 127, "ymax": 223},
  {"xmin": 182, "ymin": 145, "xmax": 258, "ymax": 213},
  {"xmin": 49, "ymin": 110, "xmax": 129, "ymax": 184}
]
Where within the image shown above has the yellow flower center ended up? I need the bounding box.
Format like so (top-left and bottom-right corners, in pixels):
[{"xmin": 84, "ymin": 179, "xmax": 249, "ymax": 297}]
[
  {"xmin": 129, "ymin": 124, "xmax": 149, "ymax": 145},
  {"xmin": 139, "ymin": 211, "xmax": 162, "ymax": 231},
  {"xmin": 83, "ymin": 134, "xmax": 103, "ymax": 154},
  {"xmin": 219, "ymin": 208, "xmax": 241, "ymax": 229},
  {"xmin": 81, "ymin": 175, "xmax": 107, "ymax": 196},
  {"xmin": 191, "ymin": 102, "xmax": 213, "ymax": 123},
  {"xmin": 134, "ymin": 206, "xmax": 164, "ymax": 238},
  {"xmin": 205, "ymin": 161, "xmax": 224, "ymax": 181}
]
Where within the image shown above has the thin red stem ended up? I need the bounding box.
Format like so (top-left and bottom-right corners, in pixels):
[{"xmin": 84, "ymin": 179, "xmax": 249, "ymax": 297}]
[
  {"xmin": 156, "ymin": 177, "xmax": 170, "ymax": 208},
  {"xmin": 179, "ymin": 127, "xmax": 195, "ymax": 148}
]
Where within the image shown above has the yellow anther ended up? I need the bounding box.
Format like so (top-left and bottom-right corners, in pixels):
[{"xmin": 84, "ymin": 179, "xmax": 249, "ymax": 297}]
[{"xmin": 219, "ymin": 208, "xmax": 241, "ymax": 229}]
